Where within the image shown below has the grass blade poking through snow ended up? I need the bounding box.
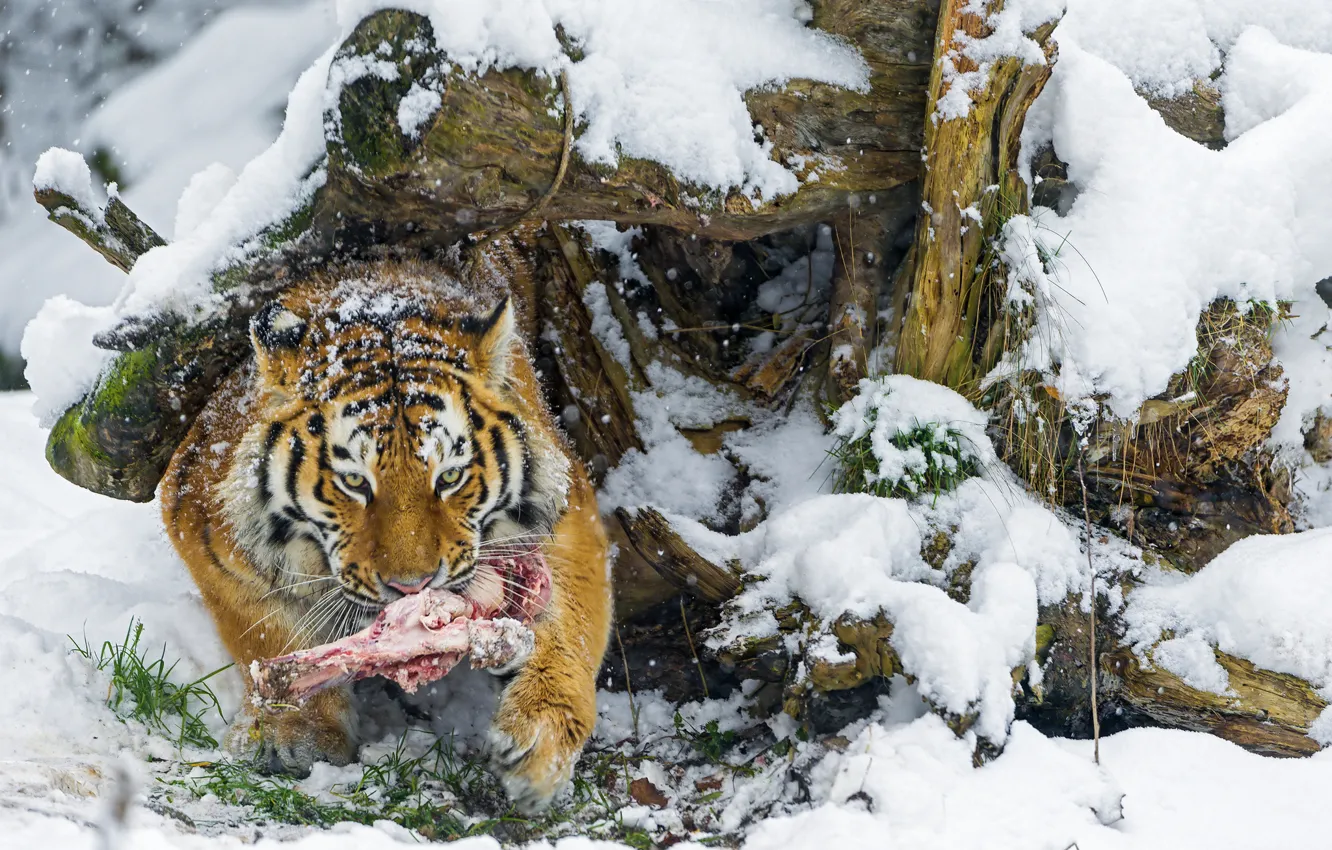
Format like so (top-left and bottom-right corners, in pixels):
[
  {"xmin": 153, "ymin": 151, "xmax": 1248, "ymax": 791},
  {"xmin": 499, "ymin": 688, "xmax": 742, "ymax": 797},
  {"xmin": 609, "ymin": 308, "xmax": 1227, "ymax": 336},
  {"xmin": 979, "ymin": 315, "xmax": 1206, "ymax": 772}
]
[{"xmin": 68, "ymin": 618, "xmax": 230, "ymax": 749}]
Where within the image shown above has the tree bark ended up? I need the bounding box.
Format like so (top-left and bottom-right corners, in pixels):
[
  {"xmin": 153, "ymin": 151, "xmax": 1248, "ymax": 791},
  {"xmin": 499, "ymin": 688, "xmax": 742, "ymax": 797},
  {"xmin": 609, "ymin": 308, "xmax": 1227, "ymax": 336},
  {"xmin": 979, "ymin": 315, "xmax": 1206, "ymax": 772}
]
[
  {"xmin": 894, "ymin": 0, "xmax": 1058, "ymax": 385},
  {"xmin": 34, "ymin": 187, "xmax": 166, "ymax": 274},
  {"xmin": 646, "ymin": 516, "xmax": 1326, "ymax": 758},
  {"xmin": 39, "ymin": 2, "xmax": 936, "ymax": 501}
]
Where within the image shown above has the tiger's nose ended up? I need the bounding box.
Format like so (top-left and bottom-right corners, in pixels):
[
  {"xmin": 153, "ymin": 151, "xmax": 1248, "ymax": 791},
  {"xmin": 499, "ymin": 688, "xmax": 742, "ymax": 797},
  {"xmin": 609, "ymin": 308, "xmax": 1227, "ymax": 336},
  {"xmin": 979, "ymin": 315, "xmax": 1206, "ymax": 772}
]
[{"xmin": 386, "ymin": 576, "xmax": 433, "ymax": 595}]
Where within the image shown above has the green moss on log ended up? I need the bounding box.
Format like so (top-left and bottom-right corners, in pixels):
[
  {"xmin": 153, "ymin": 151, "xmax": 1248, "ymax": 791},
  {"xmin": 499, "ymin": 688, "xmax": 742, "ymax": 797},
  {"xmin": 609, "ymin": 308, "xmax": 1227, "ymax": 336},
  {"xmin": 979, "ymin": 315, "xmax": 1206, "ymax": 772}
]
[
  {"xmin": 329, "ymin": 11, "xmax": 445, "ymax": 179},
  {"xmin": 46, "ymin": 347, "xmax": 167, "ymax": 501}
]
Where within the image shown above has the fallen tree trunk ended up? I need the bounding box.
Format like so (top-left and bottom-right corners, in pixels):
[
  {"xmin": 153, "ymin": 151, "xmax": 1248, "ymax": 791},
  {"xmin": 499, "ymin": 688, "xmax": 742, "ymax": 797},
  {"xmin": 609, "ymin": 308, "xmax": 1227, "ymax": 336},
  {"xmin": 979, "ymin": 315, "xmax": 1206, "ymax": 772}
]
[
  {"xmin": 31, "ymin": 0, "xmax": 1323, "ymax": 767},
  {"xmin": 1033, "ymin": 591, "xmax": 1326, "ymax": 758},
  {"xmin": 40, "ymin": 2, "xmax": 935, "ymax": 501},
  {"xmin": 639, "ymin": 514, "xmax": 1327, "ymax": 758}
]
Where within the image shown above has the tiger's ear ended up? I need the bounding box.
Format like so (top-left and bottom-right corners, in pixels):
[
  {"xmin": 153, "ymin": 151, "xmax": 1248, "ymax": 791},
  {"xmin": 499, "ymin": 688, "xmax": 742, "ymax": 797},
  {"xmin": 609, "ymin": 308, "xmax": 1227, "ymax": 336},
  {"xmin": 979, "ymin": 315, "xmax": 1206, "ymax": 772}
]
[
  {"xmin": 250, "ymin": 300, "xmax": 308, "ymax": 394},
  {"xmin": 474, "ymin": 297, "xmax": 518, "ymax": 390}
]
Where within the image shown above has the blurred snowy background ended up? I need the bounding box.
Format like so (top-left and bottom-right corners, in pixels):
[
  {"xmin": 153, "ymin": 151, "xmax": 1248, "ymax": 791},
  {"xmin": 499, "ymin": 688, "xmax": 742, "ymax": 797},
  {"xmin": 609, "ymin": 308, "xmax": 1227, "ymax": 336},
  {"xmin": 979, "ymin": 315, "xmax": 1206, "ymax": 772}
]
[{"xmin": 0, "ymin": 0, "xmax": 332, "ymax": 387}]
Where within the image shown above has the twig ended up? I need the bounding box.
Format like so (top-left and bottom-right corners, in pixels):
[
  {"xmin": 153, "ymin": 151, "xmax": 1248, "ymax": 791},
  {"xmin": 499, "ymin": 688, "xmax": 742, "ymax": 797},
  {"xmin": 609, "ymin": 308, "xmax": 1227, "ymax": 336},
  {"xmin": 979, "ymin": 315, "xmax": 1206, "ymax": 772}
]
[
  {"xmin": 614, "ymin": 623, "xmax": 640, "ymax": 740},
  {"xmin": 474, "ymin": 67, "xmax": 574, "ymax": 246},
  {"xmin": 526, "ymin": 67, "xmax": 574, "ymax": 219},
  {"xmin": 680, "ymin": 598, "xmax": 710, "ymax": 699},
  {"xmin": 34, "ymin": 185, "xmax": 166, "ymax": 273},
  {"xmin": 1077, "ymin": 452, "xmax": 1101, "ymax": 765}
]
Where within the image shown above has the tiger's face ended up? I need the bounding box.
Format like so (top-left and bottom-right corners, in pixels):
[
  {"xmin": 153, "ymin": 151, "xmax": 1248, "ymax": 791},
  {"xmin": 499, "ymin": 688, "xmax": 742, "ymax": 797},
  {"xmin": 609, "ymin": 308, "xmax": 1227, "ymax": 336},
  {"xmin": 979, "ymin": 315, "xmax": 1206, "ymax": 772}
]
[{"xmin": 229, "ymin": 282, "xmax": 567, "ymax": 612}]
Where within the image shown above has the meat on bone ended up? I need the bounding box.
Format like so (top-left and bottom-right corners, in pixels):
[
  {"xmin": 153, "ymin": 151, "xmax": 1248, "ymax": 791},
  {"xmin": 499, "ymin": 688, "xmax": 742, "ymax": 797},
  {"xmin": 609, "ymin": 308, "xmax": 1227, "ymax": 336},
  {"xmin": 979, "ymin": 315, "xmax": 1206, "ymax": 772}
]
[{"xmin": 253, "ymin": 548, "xmax": 551, "ymax": 706}]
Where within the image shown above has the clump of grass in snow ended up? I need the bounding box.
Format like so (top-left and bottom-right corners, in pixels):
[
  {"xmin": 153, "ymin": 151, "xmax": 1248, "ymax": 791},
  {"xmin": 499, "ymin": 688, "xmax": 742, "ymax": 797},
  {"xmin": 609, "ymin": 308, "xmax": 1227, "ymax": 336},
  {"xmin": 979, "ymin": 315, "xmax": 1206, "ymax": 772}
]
[
  {"xmin": 673, "ymin": 712, "xmax": 737, "ymax": 762},
  {"xmin": 168, "ymin": 734, "xmax": 511, "ymax": 838},
  {"xmin": 68, "ymin": 618, "xmax": 230, "ymax": 749},
  {"xmin": 165, "ymin": 732, "xmax": 721, "ymax": 845},
  {"xmin": 829, "ymin": 375, "xmax": 991, "ymax": 503},
  {"xmin": 830, "ymin": 417, "xmax": 979, "ymax": 501}
]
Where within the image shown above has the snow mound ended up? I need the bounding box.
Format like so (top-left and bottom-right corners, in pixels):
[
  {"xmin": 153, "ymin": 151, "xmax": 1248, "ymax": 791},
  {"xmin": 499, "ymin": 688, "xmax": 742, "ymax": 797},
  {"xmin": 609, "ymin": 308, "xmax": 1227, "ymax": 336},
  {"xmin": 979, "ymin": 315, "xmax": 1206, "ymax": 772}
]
[
  {"xmin": 693, "ymin": 463, "xmax": 1085, "ymax": 745},
  {"xmin": 831, "ymin": 375, "xmax": 995, "ymax": 497},
  {"xmin": 1004, "ymin": 26, "xmax": 1332, "ymax": 419},
  {"xmin": 1123, "ymin": 527, "xmax": 1332, "ymax": 708}
]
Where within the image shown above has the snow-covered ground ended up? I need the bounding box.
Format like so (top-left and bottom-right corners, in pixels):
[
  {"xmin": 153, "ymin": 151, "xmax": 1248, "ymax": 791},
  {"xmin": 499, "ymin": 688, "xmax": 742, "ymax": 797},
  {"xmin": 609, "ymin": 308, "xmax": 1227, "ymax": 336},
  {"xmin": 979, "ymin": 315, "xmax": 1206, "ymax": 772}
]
[
  {"xmin": 3, "ymin": 0, "xmax": 1332, "ymax": 847},
  {"xmin": 2, "ymin": 389, "xmax": 1332, "ymax": 848}
]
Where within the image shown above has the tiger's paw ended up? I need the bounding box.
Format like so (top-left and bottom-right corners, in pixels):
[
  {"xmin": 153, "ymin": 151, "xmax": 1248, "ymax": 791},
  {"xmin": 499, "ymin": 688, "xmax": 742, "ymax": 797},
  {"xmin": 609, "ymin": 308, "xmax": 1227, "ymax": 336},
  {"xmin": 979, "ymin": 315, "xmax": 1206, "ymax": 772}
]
[
  {"xmin": 487, "ymin": 690, "xmax": 592, "ymax": 813},
  {"xmin": 226, "ymin": 688, "xmax": 358, "ymax": 778}
]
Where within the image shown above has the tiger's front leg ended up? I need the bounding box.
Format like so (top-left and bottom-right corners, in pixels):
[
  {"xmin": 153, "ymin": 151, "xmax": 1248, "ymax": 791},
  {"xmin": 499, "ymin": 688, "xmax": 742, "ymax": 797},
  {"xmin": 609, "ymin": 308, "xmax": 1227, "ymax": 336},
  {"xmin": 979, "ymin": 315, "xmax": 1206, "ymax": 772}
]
[
  {"xmin": 213, "ymin": 591, "xmax": 359, "ymax": 778},
  {"xmin": 171, "ymin": 522, "xmax": 359, "ymax": 777},
  {"xmin": 487, "ymin": 478, "xmax": 611, "ymax": 812}
]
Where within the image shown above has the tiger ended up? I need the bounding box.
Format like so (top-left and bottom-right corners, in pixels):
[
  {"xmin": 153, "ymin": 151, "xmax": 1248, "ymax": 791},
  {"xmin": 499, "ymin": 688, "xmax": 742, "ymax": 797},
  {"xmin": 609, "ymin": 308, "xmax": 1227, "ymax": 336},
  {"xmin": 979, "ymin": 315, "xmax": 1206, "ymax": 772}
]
[{"xmin": 160, "ymin": 260, "xmax": 612, "ymax": 812}]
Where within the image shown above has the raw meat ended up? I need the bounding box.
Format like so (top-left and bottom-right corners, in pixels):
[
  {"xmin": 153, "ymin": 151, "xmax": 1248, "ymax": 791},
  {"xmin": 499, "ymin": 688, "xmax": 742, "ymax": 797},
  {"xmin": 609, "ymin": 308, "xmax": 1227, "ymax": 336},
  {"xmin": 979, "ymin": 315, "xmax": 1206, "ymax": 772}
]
[{"xmin": 253, "ymin": 548, "xmax": 551, "ymax": 705}]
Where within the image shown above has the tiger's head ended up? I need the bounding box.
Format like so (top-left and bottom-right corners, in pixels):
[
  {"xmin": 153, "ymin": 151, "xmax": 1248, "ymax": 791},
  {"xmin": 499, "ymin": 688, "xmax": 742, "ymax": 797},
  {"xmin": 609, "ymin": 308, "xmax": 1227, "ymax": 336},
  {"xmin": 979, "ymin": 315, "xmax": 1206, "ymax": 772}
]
[{"xmin": 225, "ymin": 278, "xmax": 569, "ymax": 613}]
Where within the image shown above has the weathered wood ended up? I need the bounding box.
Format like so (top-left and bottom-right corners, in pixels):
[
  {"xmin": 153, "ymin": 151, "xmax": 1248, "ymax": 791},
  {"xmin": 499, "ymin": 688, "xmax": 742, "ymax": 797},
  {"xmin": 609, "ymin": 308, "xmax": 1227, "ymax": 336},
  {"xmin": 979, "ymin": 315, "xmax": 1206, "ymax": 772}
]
[
  {"xmin": 34, "ymin": 186, "xmax": 166, "ymax": 273},
  {"xmin": 1110, "ymin": 649, "xmax": 1325, "ymax": 758},
  {"xmin": 321, "ymin": 7, "xmax": 933, "ymax": 246},
  {"xmin": 824, "ymin": 209, "xmax": 891, "ymax": 402},
  {"xmin": 41, "ymin": 3, "xmax": 936, "ymax": 501},
  {"xmin": 1146, "ymin": 80, "xmax": 1226, "ymax": 150},
  {"xmin": 615, "ymin": 506, "xmax": 743, "ymax": 603},
  {"xmin": 894, "ymin": 0, "xmax": 1059, "ymax": 385},
  {"xmin": 1030, "ymin": 589, "xmax": 1325, "ymax": 758}
]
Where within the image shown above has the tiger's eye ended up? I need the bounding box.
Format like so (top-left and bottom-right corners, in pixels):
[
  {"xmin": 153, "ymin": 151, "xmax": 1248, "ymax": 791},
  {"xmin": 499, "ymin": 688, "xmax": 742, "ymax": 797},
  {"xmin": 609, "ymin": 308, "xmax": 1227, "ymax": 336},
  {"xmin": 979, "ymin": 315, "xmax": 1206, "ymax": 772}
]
[
  {"xmin": 342, "ymin": 472, "xmax": 366, "ymax": 490},
  {"xmin": 439, "ymin": 468, "xmax": 462, "ymax": 486}
]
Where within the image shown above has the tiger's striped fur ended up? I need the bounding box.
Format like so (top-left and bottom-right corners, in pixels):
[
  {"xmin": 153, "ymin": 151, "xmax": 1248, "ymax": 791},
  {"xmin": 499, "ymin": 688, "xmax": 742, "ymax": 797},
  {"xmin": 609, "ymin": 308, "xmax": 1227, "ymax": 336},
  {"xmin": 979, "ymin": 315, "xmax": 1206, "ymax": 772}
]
[{"xmin": 161, "ymin": 262, "xmax": 611, "ymax": 811}]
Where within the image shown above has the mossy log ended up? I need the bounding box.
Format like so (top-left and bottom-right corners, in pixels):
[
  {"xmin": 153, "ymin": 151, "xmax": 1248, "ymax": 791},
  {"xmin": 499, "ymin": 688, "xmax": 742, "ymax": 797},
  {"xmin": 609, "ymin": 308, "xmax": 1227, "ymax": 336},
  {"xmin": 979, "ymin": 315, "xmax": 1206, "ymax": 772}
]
[
  {"xmin": 322, "ymin": 6, "xmax": 933, "ymax": 245},
  {"xmin": 1032, "ymin": 589, "xmax": 1326, "ymax": 758},
  {"xmin": 635, "ymin": 509, "xmax": 1325, "ymax": 756},
  {"xmin": 894, "ymin": 0, "xmax": 1059, "ymax": 385},
  {"xmin": 40, "ymin": 2, "xmax": 935, "ymax": 501},
  {"xmin": 35, "ymin": 186, "xmax": 166, "ymax": 273}
]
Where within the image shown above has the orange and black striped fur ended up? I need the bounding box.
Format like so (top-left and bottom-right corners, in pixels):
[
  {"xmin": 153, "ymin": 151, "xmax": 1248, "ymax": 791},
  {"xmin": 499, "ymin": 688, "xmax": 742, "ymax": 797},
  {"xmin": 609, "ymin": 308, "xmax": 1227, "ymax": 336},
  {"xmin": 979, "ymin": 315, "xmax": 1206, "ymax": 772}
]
[{"xmin": 161, "ymin": 262, "xmax": 611, "ymax": 812}]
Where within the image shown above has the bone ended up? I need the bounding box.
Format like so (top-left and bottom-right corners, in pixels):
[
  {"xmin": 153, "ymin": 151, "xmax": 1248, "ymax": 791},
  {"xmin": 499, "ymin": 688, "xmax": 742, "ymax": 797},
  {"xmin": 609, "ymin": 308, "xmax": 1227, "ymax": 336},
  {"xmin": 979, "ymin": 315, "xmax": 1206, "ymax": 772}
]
[{"xmin": 252, "ymin": 549, "xmax": 550, "ymax": 705}]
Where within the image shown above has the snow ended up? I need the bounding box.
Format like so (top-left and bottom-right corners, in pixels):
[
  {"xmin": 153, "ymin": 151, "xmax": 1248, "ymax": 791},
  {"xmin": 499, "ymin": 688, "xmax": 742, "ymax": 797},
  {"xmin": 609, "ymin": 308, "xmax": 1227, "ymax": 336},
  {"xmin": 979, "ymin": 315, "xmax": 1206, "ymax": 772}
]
[
  {"xmin": 396, "ymin": 83, "xmax": 444, "ymax": 139},
  {"xmin": 335, "ymin": 0, "xmax": 869, "ymax": 200},
  {"xmin": 32, "ymin": 148, "xmax": 105, "ymax": 223},
  {"xmin": 1059, "ymin": 0, "xmax": 1332, "ymax": 97},
  {"xmin": 1123, "ymin": 527, "xmax": 1332, "ymax": 704},
  {"xmin": 755, "ymin": 224, "xmax": 836, "ymax": 329},
  {"xmin": 19, "ymin": 298, "xmax": 117, "ymax": 427},
  {"xmin": 174, "ymin": 164, "xmax": 240, "ymax": 242},
  {"xmin": 597, "ymin": 363, "xmax": 744, "ymax": 523},
  {"xmin": 1003, "ymin": 20, "xmax": 1332, "ymax": 419},
  {"xmin": 1269, "ymin": 301, "xmax": 1332, "ymax": 527}
]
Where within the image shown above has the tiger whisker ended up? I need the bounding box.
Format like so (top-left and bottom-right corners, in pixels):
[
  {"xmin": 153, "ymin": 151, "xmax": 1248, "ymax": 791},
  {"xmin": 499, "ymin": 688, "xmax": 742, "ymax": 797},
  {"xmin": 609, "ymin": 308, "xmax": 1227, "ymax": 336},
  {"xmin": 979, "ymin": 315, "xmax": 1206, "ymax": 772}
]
[
  {"xmin": 279, "ymin": 587, "xmax": 346, "ymax": 654},
  {"xmin": 238, "ymin": 606, "xmax": 287, "ymax": 641},
  {"xmin": 261, "ymin": 574, "xmax": 334, "ymax": 601}
]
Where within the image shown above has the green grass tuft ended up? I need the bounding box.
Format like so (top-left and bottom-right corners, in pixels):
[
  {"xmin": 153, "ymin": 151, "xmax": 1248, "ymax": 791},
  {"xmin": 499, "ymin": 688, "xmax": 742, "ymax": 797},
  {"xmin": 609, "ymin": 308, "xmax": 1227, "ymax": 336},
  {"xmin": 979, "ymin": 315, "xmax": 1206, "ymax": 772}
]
[
  {"xmin": 69, "ymin": 618, "xmax": 230, "ymax": 750},
  {"xmin": 829, "ymin": 413, "xmax": 979, "ymax": 503},
  {"xmin": 673, "ymin": 713, "xmax": 737, "ymax": 762},
  {"xmin": 167, "ymin": 734, "xmax": 522, "ymax": 840}
]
